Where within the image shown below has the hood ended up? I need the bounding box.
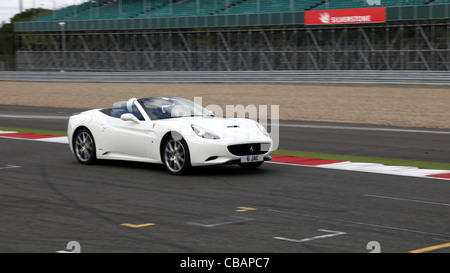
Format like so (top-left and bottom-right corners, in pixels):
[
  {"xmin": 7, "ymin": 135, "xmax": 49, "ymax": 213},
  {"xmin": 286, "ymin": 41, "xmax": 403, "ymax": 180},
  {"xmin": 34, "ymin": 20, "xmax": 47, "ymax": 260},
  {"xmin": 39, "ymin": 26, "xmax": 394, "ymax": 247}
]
[{"xmin": 176, "ymin": 116, "xmax": 265, "ymax": 139}]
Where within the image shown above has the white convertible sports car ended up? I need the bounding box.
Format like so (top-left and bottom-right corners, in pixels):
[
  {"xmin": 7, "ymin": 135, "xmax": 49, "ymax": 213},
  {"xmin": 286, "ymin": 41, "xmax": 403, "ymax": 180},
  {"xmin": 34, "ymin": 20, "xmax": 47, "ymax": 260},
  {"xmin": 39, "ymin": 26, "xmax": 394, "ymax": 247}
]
[{"xmin": 68, "ymin": 97, "xmax": 273, "ymax": 175}]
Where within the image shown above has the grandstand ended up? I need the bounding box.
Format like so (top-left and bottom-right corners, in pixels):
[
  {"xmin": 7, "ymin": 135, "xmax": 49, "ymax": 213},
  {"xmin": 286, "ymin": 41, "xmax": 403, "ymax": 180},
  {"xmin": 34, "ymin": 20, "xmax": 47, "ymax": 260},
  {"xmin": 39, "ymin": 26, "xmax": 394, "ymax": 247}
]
[
  {"xmin": 313, "ymin": 0, "xmax": 434, "ymax": 10},
  {"xmin": 13, "ymin": 0, "xmax": 450, "ymax": 71},
  {"xmin": 31, "ymin": 0, "xmax": 327, "ymax": 21},
  {"xmin": 27, "ymin": 0, "xmax": 450, "ymax": 22}
]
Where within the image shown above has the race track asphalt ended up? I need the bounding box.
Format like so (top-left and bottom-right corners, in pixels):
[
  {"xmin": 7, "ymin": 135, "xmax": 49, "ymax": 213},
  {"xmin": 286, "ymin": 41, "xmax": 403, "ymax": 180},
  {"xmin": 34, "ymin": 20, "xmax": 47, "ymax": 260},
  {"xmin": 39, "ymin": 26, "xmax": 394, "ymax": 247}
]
[{"xmin": 0, "ymin": 105, "xmax": 449, "ymax": 253}]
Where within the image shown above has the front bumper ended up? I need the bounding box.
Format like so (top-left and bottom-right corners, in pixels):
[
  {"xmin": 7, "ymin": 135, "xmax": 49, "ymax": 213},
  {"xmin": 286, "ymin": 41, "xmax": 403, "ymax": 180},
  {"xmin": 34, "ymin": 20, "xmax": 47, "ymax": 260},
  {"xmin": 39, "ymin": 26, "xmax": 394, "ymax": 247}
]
[{"xmin": 187, "ymin": 136, "xmax": 273, "ymax": 167}]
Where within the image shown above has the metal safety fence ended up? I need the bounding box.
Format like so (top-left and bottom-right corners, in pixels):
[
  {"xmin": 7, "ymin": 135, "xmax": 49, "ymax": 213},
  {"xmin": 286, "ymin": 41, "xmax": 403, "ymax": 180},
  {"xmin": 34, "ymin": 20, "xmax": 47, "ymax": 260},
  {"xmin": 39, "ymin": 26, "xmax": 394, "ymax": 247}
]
[{"xmin": 1, "ymin": 70, "xmax": 449, "ymax": 85}]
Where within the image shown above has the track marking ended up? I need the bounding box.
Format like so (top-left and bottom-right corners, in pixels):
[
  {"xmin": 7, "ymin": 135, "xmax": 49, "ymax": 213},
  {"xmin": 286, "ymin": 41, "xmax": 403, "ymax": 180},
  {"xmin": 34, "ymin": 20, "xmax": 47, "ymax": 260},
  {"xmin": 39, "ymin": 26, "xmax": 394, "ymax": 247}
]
[
  {"xmin": 427, "ymin": 173, "xmax": 450, "ymax": 179},
  {"xmin": 365, "ymin": 194, "xmax": 450, "ymax": 207},
  {"xmin": 0, "ymin": 114, "xmax": 68, "ymax": 120},
  {"xmin": 0, "ymin": 165, "xmax": 21, "ymax": 170},
  {"xmin": 37, "ymin": 136, "xmax": 69, "ymax": 144},
  {"xmin": 274, "ymin": 123, "xmax": 450, "ymax": 135},
  {"xmin": 120, "ymin": 223, "xmax": 155, "ymax": 228},
  {"xmin": 268, "ymin": 209, "xmax": 450, "ymax": 240},
  {"xmin": 409, "ymin": 242, "xmax": 450, "ymax": 253},
  {"xmin": 0, "ymin": 131, "xmax": 68, "ymax": 144},
  {"xmin": 187, "ymin": 216, "xmax": 254, "ymax": 228},
  {"xmin": 56, "ymin": 241, "xmax": 81, "ymax": 253},
  {"xmin": 274, "ymin": 229, "xmax": 346, "ymax": 243},
  {"xmin": 235, "ymin": 207, "xmax": 257, "ymax": 212}
]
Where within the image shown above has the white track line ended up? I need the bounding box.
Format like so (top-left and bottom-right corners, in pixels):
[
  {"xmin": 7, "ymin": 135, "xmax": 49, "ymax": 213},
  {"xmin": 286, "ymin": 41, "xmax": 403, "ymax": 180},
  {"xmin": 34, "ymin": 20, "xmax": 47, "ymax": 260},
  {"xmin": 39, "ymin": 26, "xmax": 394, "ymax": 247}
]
[
  {"xmin": 37, "ymin": 137, "xmax": 69, "ymax": 144},
  {"xmin": 0, "ymin": 114, "xmax": 68, "ymax": 119},
  {"xmin": 315, "ymin": 161, "xmax": 449, "ymax": 178},
  {"xmin": 0, "ymin": 165, "xmax": 21, "ymax": 170},
  {"xmin": 274, "ymin": 123, "xmax": 450, "ymax": 135},
  {"xmin": 364, "ymin": 194, "xmax": 450, "ymax": 207}
]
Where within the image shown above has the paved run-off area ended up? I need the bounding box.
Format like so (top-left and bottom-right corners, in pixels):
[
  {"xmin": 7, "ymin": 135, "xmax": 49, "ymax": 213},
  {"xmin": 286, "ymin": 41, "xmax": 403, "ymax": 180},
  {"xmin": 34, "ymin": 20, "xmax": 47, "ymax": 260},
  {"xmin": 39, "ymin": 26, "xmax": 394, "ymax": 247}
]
[{"xmin": 0, "ymin": 81, "xmax": 449, "ymax": 129}]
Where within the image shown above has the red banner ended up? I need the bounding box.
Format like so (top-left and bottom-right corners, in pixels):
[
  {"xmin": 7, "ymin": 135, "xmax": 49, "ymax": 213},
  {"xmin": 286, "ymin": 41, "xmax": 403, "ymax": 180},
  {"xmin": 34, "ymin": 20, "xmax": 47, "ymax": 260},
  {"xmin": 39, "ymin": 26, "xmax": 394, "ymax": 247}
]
[{"xmin": 305, "ymin": 7, "xmax": 386, "ymax": 25}]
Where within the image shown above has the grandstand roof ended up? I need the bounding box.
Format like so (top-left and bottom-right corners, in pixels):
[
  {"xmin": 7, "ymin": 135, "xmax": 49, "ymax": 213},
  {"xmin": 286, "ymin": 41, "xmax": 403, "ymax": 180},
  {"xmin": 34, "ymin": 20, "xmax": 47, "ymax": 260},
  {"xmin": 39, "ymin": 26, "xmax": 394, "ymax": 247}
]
[{"xmin": 15, "ymin": 0, "xmax": 450, "ymax": 32}]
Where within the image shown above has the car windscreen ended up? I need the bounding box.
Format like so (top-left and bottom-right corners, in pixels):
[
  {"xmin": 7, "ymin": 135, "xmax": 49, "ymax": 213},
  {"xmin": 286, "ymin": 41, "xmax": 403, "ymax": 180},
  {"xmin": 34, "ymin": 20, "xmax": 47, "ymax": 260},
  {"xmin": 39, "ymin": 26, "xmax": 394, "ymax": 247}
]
[{"xmin": 137, "ymin": 97, "xmax": 213, "ymax": 120}]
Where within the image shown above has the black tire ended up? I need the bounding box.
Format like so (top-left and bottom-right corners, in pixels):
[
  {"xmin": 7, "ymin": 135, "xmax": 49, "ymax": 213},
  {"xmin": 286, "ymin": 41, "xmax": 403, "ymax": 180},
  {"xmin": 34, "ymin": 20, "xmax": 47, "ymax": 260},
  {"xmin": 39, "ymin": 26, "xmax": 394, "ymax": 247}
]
[
  {"xmin": 73, "ymin": 128, "xmax": 97, "ymax": 165},
  {"xmin": 239, "ymin": 161, "xmax": 264, "ymax": 169},
  {"xmin": 163, "ymin": 135, "xmax": 191, "ymax": 175}
]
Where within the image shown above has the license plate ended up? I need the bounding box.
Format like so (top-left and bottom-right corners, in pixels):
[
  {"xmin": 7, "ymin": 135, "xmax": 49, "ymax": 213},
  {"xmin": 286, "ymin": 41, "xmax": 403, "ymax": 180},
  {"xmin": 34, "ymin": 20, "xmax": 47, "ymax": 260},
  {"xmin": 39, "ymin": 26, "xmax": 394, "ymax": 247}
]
[{"xmin": 241, "ymin": 155, "xmax": 263, "ymax": 163}]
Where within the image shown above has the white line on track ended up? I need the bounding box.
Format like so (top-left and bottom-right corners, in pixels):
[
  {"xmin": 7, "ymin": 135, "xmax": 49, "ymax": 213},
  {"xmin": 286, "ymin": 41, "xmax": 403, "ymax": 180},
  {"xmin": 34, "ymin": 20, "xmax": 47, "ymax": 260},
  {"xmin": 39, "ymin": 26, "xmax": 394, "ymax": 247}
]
[
  {"xmin": 268, "ymin": 209, "xmax": 450, "ymax": 239},
  {"xmin": 0, "ymin": 165, "xmax": 21, "ymax": 170},
  {"xmin": 364, "ymin": 194, "xmax": 450, "ymax": 207},
  {"xmin": 274, "ymin": 229, "xmax": 347, "ymax": 243},
  {"xmin": 37, "ymin": 137, "xmax": 69, "ymax": 144},
  {"xmin": 0, "ymin": 114, "xmax": 68, "ymax": 120},
  {"xmin": 274, "ymin": 123, "xmax": 450, "ymax": 135}
]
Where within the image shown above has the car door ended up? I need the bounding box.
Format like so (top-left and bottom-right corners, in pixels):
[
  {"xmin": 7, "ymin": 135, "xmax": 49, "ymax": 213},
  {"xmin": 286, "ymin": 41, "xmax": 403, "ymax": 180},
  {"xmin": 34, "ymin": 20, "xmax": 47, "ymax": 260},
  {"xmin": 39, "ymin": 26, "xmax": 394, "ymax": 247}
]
[{"xmin": 100, "ymin": 101, "xmax": 149, "ymax": 159}]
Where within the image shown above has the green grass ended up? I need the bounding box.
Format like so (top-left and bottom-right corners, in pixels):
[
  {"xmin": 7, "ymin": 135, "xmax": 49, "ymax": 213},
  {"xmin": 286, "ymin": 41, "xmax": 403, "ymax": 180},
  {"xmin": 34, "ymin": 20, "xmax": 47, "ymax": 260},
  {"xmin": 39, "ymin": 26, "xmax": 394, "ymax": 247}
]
[
  {"xmin": 0, "ymin": 126, "xmax": 68, "ymax": 136},
  {"xmin": 273, "ymin": 149, "xmax": 450, "ymax": 171},
  {"xmin": 1, "ymin": 126, "xmax": 449, "ymax": 171}
]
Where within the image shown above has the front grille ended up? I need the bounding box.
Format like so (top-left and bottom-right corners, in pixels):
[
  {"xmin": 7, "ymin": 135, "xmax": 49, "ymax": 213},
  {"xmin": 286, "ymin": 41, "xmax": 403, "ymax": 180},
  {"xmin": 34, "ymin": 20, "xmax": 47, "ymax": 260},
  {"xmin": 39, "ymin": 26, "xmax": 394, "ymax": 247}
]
[{"xmin": 227, "ymin": 143, "xmax": 270, "ymax": 156}]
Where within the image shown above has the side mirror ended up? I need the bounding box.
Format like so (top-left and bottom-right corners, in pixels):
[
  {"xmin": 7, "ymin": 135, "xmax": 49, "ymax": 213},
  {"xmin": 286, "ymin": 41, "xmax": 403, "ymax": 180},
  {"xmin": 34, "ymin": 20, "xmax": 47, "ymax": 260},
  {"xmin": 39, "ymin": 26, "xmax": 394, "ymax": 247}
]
[{"xmin": 121, "ymin": 113, "xmax": 140, "ymax": 124}]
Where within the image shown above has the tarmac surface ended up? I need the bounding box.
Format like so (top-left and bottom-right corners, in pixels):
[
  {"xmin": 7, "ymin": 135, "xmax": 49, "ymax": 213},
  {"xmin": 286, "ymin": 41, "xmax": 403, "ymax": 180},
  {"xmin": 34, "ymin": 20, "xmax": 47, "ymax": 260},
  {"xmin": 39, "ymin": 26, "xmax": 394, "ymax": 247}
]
[{"xmin": 0, "ymin": 105, "xmax": 449, "ymax": 253}]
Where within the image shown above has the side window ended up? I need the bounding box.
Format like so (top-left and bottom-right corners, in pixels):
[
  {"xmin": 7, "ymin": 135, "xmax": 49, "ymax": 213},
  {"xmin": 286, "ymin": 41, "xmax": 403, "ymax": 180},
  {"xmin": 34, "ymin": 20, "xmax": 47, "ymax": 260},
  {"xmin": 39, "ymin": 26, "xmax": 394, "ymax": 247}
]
[
  {"xmin": 110, "ymin": 102, "xmax": 127, "ymax": 118},
  {"xmin": 108, "ymin": 100, "xmax": 145, "ymax": 121},
  {"xmin": 109, "ymin": 101, "xmax": 144, "ymax": 121}
]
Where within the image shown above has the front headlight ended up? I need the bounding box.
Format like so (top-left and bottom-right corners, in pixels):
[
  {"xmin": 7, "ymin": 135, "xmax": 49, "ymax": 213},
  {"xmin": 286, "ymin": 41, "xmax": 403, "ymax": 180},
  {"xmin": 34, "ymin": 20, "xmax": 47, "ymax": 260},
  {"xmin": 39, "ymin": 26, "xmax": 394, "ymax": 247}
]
[
  {"xmin": 256, "ymin": 122, "xmax": 269, "ymax": 137},
  {"xmin": 191, "ymin": 124, "xmax": 220, "ymax": 140}
]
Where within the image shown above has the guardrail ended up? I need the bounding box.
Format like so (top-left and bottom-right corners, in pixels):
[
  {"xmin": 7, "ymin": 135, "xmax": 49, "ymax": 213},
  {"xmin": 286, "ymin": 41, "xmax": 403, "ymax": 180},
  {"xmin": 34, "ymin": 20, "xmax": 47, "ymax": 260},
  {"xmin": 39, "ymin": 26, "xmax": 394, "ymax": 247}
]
[{"xmin": 0, "ymin": 71, "xmax": 449, "ymax": 85}]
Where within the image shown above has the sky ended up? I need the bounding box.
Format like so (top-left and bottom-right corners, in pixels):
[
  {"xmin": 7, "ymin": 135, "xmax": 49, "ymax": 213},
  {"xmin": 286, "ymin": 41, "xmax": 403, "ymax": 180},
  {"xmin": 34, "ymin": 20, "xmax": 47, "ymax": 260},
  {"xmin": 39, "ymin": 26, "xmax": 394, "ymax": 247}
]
[{"xmin": 0, "ymin": 0, "xmax": 87, "ymax": 24}]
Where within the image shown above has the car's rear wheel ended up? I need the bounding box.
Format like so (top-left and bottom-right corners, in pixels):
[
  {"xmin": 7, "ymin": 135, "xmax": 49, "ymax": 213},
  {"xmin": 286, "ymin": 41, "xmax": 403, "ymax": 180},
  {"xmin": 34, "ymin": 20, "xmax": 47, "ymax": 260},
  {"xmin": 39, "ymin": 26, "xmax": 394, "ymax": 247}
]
[
  {"xmin": 163, "ymin": 136, "xmax": 191, "ymax": 175},
  {"xmin": 74, "ymin": 128, "xmax": 96, "ymax": 165},
  {"xmin": 239, "ymin": 161, "xmax": 264, "ymax": 169}
]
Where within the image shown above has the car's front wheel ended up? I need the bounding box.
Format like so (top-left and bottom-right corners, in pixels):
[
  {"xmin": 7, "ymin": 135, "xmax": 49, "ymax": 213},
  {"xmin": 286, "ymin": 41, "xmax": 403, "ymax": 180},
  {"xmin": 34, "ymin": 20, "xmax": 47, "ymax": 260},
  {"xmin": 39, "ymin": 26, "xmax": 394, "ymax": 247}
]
[
  {"xmin": 74, "ymin": 128, "xmax": 97, "ymax": 165},
  {"xmin": 163, "ymin": 135, "xmax": 191, "ymax": 175}
]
